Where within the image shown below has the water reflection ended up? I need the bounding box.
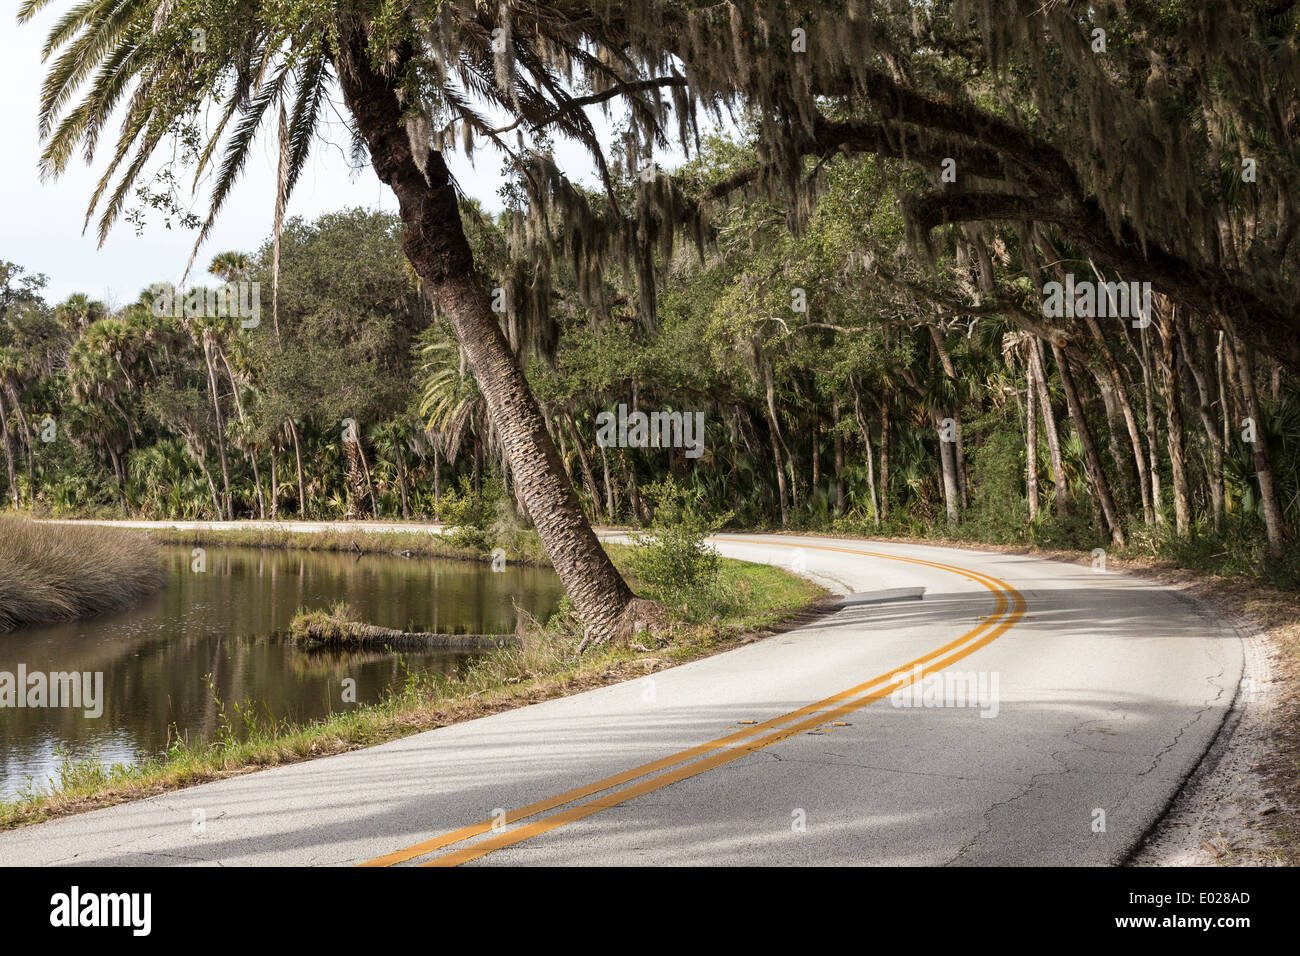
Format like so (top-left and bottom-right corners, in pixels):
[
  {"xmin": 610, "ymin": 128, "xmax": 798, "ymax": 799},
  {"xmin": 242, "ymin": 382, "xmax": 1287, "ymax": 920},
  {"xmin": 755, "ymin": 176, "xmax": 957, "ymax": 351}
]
[{"xmin": 0, "ymin": 545, "xmax": 564, "ymax": 797}]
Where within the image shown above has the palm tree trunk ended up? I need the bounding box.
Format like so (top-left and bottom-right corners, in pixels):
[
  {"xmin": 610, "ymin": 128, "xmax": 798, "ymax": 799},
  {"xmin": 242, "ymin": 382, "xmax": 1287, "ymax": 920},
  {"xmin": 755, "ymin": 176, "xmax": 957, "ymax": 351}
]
[
  {"xmin": 433, "ymin": 444, "xmax": 442, "ymax": 507},
  {"xmin": 1156, "ymin": 307, "xmax": 1191, "ymax": 536},
  {"xmin": 1025, "ymin": 356, "xmax": 1039, "ymax": 522},
  {"xmin": 215, "ymin": 346, "xmax": 265, "ymax": 519},
  {"xmin": 565, "ymin": 411, "xmax": 603, "ymax": 522},
  {"xmin": 108, "ymin": 446, "xmax": 128, "ymax": 512},
  {"xmin": 4, "ymin": 386, "xmax": 35, "ymax": 505},
  {"xmin": 334, "ymin": 29, "xmax": 641, "ymax": 636},
  {"xmin": 1139, "ymin": 323, "xmax": 1163, "ymax": 521},
  {"xmin": 196, "ymin": 457, "xmax": 221, "ymax": 518},
  {"xmin": 201, "ymin": 340, "xmax": 232, "ymax": 518},
  {"xmin": 1176, "ymin": 311, "xmax": 1225, "ymax": 533},
  {"xmin": 929, "ymin": 327, "xmax": 967, "ymax": 510},
  {"xmin": 393, "ymin": 428, "xmax": 411, "ymax": 519},
  {"xmin": 357, "ymin": 435, "xmax": 379, "ymax": 517},
  {"xmin": 1052, "ymin": 343, "xmax": 1125, "ymax": 546},
  {"xmin": 287, "ymin": 418, "xmax": 306, "ymax": 517},
  {"xmin": 0, "ymin": 391, "xmax": 20, "ymax": 510},
  {"xmin": 1232, "ymin": 334, "xmax": 1286, "ymax": 559},
  {"xmin": 831, "ymin": 398, "xmax": 846, "ymax": 516},
  {"xmin": 851, "ymin": 381, "xmax": 879, "ymax": 525},
  {"xmin": 1029, "ymin": 340, "xmax": 1071, "ymax": 516},
  {"xmin": 762, "ymin": 361, "xmax": 789, "ymax": 525},
  {"xmin": 598, "ymin": 439, "xmax": 615, "ymax": 521},
  {"xmin": 878, "ymin": 387, "xmax": 890, "ymax": 522},
  {"xmin": 932, "ymin": 409, "xmax": 961, "ymax": 527},
  {"xmin": 269, "ymin": 448, "xmax": 279, "ymax": 519}
]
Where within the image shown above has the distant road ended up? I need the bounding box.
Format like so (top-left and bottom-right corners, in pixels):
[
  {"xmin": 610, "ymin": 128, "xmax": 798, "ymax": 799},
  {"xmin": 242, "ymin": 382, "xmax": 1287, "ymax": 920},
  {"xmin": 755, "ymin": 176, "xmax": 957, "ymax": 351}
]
[{"xmin": 1, "ymin": 526, "xmax": 1241, "ymax": 865}]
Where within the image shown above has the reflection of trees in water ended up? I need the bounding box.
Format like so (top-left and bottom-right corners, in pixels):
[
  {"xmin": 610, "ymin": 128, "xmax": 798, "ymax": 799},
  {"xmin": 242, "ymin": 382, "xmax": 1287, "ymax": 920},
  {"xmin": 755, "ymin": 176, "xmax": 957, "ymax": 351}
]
[{"xmin": 0, "ymin": 545, "xmax": 562, "ymax": 788}]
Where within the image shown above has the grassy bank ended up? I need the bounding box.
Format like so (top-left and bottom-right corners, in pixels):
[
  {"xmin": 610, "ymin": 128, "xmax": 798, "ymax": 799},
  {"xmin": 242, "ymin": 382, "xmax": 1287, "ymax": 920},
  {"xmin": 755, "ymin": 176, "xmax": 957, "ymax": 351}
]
[
  {"xmin": 289, "ymin": 602, "xmax": 517, "ymax": 650},
  {"xmin": 142, "ymin": 524, "xmax": 552, "ymax": 566},
  {"xmin": 0, "ymin": 540, "xmax": 826, "ymax": 830},
  {"xmin": 0, "ymin": 518, "xmax": 165, "ymax": 632}
]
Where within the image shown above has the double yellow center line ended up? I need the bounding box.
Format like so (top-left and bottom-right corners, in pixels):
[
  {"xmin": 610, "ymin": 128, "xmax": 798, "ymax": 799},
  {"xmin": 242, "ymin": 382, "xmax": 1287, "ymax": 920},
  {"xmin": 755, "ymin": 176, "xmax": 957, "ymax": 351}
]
[{"xmin": 360, "ymin": 539, "xmax": 1025, "ymax": 867}]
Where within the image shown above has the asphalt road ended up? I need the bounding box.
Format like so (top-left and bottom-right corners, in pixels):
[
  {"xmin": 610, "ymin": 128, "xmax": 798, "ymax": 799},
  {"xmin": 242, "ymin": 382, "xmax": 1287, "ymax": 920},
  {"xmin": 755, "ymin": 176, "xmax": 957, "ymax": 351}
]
[{"xmin": 0, "ymin": 528, "xmax": 1242, "ymax": 866}]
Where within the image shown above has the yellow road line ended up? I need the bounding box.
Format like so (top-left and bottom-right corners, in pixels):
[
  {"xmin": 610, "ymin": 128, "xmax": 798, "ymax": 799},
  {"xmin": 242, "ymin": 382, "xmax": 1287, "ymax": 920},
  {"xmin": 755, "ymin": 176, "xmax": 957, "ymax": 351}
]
[{"xmin": 362, "ymin": 541, "xmax": 1023, "ymax": 867}]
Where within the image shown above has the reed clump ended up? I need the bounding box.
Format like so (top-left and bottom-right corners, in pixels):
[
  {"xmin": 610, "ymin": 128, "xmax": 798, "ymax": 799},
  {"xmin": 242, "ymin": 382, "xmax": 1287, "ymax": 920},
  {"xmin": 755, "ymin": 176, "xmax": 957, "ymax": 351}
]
[{"xmin": 0, "ymin": 519, "xmax": 165, "ymax": 632}]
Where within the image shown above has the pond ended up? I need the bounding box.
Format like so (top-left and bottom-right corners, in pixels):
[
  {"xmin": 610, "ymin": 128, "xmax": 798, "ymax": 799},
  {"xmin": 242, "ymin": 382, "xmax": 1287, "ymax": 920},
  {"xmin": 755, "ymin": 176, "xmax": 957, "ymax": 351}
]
[{"xmin": 0, "ymin": 545, "xmax": 565, "ymax": 799}]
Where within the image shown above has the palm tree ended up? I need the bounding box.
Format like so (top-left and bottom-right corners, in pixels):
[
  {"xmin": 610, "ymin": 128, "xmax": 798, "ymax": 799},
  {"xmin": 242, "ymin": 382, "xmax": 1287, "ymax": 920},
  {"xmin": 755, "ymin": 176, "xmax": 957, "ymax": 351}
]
[
  {"xmin": 181, "ymin": 310, "xmax": 236, "ymax": 518},
  {"xmin": 66, "ymin": 323, "xmax": 136, "ymax": 450},
  {"xmin": 53, "ymin": 294, "xmax": 105, "ymax": 335},
  {"xmin": 208, "ymin": 251, "xmax": 253, "ymax": 283},
  {"xmin": 19, "ymin": 0, "xmax": 692, "ymax": 635},
  {"xmin": 419, "ymin": 333, "xmax": 491, "ymax": 503}
]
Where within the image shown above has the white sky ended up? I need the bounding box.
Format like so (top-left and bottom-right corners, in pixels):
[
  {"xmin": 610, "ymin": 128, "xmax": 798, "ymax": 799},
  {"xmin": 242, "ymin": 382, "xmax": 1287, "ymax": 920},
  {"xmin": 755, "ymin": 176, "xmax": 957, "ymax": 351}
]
[{"xmin": 0, "ymin": 9, "xmax": 650, "ymax": 307}]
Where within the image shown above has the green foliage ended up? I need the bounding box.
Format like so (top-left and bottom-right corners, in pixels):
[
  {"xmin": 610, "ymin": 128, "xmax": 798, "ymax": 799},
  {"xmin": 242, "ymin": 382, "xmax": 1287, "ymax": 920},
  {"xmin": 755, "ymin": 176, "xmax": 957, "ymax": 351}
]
[
  {"xmin": 437, "ymin": 479, "xmax": 500, "ymax": 552},
  {"xmin": 629, "ymin": 478, "xmax": 730, "ymax": 615}
]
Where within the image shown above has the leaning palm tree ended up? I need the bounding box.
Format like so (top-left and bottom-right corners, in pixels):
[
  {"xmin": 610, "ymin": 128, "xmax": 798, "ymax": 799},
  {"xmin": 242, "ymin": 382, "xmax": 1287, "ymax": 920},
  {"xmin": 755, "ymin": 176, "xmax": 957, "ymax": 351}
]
[{"xmin": 19, "ymin": 0, "xmax": 697, "ymax": 636}]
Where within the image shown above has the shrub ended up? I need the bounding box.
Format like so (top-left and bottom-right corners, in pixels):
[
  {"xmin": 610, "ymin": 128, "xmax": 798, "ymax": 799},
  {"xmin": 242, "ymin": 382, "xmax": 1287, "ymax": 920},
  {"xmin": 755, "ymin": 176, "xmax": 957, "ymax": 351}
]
[{"xmin": 629, "ymin": 478, "xmax": 731, "ymax": 616}]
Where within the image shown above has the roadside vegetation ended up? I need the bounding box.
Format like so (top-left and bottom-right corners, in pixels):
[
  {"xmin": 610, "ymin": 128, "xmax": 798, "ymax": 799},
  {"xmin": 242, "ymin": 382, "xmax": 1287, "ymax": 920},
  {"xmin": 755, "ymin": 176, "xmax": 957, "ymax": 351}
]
[
  {"xmin": 3, "ymin": 0, "xmax": 1299, "ymax": 851},
  {"xmin": 0, "ymin": 517, "xmax": 163, "ymax": 632}
]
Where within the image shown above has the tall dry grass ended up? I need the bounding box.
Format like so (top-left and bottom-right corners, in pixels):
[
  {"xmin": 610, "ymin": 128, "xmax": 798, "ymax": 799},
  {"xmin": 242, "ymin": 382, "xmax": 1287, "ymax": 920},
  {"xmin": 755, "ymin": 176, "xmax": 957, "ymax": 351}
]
[{"xmin": 0, "ymin": 519, "xmax": 165, "ymax": 632}]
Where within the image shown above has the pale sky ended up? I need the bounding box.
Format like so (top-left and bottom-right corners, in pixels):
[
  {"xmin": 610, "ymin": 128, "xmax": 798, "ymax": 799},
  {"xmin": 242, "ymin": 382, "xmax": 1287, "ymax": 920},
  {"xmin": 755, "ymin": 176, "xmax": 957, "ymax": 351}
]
[{"xmin": 0, "ymin": 8, "xmax": 650, "ymax": 308}]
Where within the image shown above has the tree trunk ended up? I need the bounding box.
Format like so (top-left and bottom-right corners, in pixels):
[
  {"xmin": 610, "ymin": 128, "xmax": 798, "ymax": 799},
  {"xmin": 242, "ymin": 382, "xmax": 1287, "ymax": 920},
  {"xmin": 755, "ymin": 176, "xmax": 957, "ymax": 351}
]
[
  {"xmin": 1097, "ymin": 380, "xmax": 1134, "ymax": 519},
  {"xmin": 201, "ymin": 339, "xmax": 232, "ymax": 518},
  {"xmin": 831, "ymin": 398, "xmax": 846, "ymax": 517},
  {"xmin": 471, "ymin": 435, "xmax": 482, "ymax": 499},
  {"xmin": 810, "ymin": 417, "xmax": 821, "ymax": 492},
  {"xmin": 357, "ymin": 434, "xmax": 379, "ymax": 517},
  {"xmin": 269, "ymin": 448, "xmax": 279, "ymax": 519},
  {"xmin": 1232, "ymin": 334, "xmax": 1286, "ymax": 559},
  {"xmin": 1084, "ymin": 313, "xmax": 1153, "ymax": 525},
  {"xmin": 763, "ymin": 360, "xmax": 797, "ymax": 519},
  {"xmin": 565, "ymin": 411, "xmax": 603, "ymax": 523},
  {"xmin": 1025, "ymin": 355, "xmax": 1039, "ymax": 521},
  {"xmin": 1052, "ymin": 343, "xmax": 1125, "ymax": 546},
  {"xmin": 288, "ymin": 418, "xmax": 306, "ymax": 517},
  {"xmin": 762, "ymin": 361, "xmax": 790, "ymax": 526},
  {"xmin": 598, "ymin": 439, "xmax": 615, "ymax": 521},
  {"xmin": 1176, "ymin": 312, "xmax": 1225, "ymax": 533},
  {"xmin": 334, "ymin": 28, "xmax": 643, "ymax": 636},
  {"xmin": 1139, "ymin": 323, "xmax": 1163, "ymax": 521},
  {"xmin": 433, "ymin": 444, "xmax": 442, "ymax": 507},
  {"xmin": 0, "ymin": 391, "xmax": 19, "ymax": 509},
  {"xmin": 933, "ymin": 409, "xmax": 961, "ymax": 527},
  {"xmin": 851, "ymin": 381, "xmax": 879, "ymax": 525},
  {"xmin": 1156, "ymin": 307, "xmax": 1191, "ymax": 536},
  {"xmin": 107, "ymin": 446, "xmax": 128, "ymax": 512},
  {"xmin": 879, "ymin": 388, "xmax": 890, "ymax": 522},
  {"xmin": 216, "ymin": 347, "xmax": 264, "ymax": 519},
  {"xmin": 393, "ymin": 429, "xmax": 411, "ymax": 519},
  {"xmin": 1029, "ymin": 339, "xmax": 1071, "ymax": 516},
  {"xmin": 4, "ymin": 387, "xmax": 35, "ymax": 506},
  {"xmin": 196, "ymin": 456, "xmax": 221, "ymax": 518}
]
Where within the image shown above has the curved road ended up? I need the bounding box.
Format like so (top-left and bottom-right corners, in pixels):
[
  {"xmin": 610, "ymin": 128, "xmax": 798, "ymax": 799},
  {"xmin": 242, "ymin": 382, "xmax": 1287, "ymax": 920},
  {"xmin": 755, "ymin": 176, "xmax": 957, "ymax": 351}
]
[{"xmin": 0, "ymin": 528, "xmax": 1242, "ymax": 866}]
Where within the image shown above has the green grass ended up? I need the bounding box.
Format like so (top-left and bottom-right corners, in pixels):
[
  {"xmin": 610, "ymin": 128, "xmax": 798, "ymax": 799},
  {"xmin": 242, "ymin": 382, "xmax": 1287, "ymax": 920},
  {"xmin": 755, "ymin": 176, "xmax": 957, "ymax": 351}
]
[
  {"xmin": 143, "ymin": 524, "xmax": 552, "ymax": 566},
  {"xmin": 0, "ymin": 538, "xmax": 824, "ymax": 830},
  {"xmin": 0, "ymin": 517, "xmax": 165, "ymax": 632}
]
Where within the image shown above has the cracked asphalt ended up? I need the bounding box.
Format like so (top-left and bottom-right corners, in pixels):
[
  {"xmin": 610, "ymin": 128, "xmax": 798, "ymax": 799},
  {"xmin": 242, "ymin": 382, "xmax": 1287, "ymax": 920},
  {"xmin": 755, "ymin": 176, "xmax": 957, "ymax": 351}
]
[{"xmin": 0, "ymin": 530, "xmax": 1242, "ymax": 866}]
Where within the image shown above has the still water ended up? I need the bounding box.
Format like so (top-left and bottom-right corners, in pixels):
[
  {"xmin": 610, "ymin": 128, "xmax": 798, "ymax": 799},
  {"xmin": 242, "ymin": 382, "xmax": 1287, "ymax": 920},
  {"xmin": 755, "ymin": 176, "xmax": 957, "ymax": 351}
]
[{"xmin": 0, "ymin": 546, "xmax": 564, "ymax": 798}]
